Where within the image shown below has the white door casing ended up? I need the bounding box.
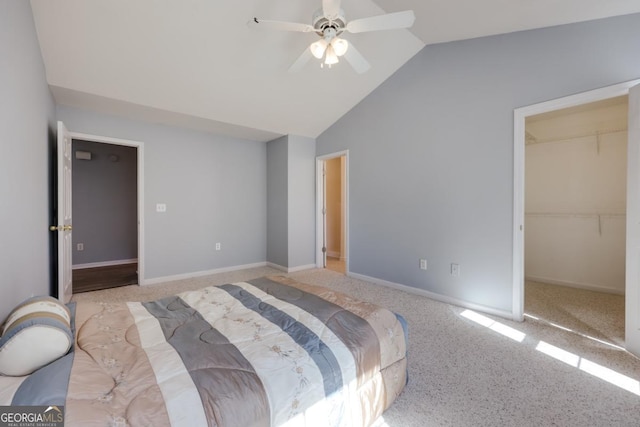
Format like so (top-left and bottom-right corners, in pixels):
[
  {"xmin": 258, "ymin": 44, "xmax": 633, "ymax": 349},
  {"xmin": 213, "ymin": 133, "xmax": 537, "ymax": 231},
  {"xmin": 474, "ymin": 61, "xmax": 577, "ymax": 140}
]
[
  {"xmin": 322, "ymin": 161, "xmax": 328, "ymax": 268},
  {"xmin": 56, "ymin": 121, "xmax": 73, "ymax": 303},
  {"xmin": 316, "ymin": 151, "xmax": 349, "ymax": 273},
  {"xmin": 625, "ymin": 84, "xmax": 640, "ymax": 356},
  {"xmin": 513, "ymin": 79, "xmax": 640, "ymax": 358},
  {"xmin": 68, "ymin": 130, "xmax": 146, "ymax": 286}
]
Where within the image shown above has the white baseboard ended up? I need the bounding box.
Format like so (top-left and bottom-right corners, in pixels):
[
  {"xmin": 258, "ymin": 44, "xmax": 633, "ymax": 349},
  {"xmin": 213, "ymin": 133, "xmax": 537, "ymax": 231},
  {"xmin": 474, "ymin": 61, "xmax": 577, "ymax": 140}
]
[
  {"xmin": 266, "ymin": 262, "xmax": 288, "ymax": 272},
  {"xmin": 525, "ymin": 275, "xmax": 625, "ymax": 295},
  {"xmin": 348, "ymin": 272, "xmax": 514, "ymax": 320},
  {"xmin": 267, "ymin": 262, "xmax": 316, "ymax": 273},
  {"xmin": 288, "ymin": 264, "xmax": 316, "ymax": 273},
  {"xmin": 327, "ymin": 251, "xmax": 341, "ymax": 259},
  {"xmin": 144, "ymin": 262, "xmax": 268, "ymax": 286},
  {"xmin": 73, "ymin": 258, "xmax": 138, "ymax": 270}
]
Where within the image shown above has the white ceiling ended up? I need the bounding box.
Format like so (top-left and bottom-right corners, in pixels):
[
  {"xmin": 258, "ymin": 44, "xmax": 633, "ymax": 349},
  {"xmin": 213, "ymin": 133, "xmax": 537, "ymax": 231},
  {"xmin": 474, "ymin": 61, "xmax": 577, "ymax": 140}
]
[{"xmin": 30, "ymin": 0, "xmax": 640, "ymax": 142}]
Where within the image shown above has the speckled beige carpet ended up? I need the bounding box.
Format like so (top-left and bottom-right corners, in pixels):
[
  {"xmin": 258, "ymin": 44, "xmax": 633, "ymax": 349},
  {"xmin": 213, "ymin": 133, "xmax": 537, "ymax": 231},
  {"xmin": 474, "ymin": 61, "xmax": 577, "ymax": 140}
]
[
  {"xmin": 73, "ymin": 267, "xmax": 640, "ymax": 427},
  {"xmin": 525, "ymin": 280, "xmax": 625, "ymax": 348}
]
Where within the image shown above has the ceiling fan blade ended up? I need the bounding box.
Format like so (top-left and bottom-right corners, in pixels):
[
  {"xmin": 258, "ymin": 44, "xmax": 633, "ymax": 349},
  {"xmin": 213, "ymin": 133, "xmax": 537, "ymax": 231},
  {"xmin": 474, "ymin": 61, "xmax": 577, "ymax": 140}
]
[
  {"xmin": 248, "ymin": 18, "xmax": 314, "ymax": 33},
  {"xmin": 288, "ymin": 47, "xmax": 313, "ymax": 73},
  {"xmin": 346, "ymin": 10, "xmax": 415, "ymax": 33},
  {"xmin": 343, "ymin": 42, "xmax": 370, "ymax": 74},
  {"xmin": 322, "ymin": 0, "xmax": 342, "ymax": 20}
]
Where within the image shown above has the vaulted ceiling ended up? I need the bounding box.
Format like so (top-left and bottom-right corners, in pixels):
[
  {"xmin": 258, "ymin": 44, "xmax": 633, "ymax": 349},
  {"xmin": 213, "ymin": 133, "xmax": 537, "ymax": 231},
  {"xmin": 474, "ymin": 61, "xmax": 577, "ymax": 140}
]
[{"xmin": 30, "ymin": 0, "xmax": 640, "ymax": 142}]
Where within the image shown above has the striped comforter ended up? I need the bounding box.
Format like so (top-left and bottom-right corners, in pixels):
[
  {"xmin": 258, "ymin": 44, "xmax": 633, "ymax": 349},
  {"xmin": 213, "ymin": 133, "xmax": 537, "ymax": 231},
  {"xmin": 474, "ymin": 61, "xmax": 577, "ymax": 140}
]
[{"xmin": 0, "ymin": 276, "xmax": 407, "ymax": 426}]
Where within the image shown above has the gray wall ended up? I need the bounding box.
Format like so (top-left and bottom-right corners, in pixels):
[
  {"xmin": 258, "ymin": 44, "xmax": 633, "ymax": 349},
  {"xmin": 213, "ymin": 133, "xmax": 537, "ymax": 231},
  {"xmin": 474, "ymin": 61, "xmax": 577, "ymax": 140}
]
[
  {"xmin": 57, "ymin": 106, "xmax": 267, "ymax": 280},
  {"xmin": 72, "ymin": 140, "xmax": 138, "ymax": 265},
  {"xmin": 288, "ymin": 135, "xmax": 316, "ymax": 268},
  {"xmin": 266, "ymin": 136, "xmax": 289, "ymax": 267},
  {"xmin": 317, "ymin": 13, "xmax": 640, "ymax": 313},
  {"xmin": 266, "ymin": 135, "xmax": 317, "ymax": 270},
  {"xmin": 0, "ymin": 1, "xmax": 56, "ymax": 319}
]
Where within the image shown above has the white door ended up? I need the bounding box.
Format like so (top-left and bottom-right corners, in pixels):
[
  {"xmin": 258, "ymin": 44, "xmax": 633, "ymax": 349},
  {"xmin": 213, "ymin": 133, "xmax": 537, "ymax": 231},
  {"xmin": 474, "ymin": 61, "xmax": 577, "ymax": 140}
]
[
  {"xmin": 54, "ymin": 121, "xmax": 73, "ymax": 303},
  {"xmin": 322, "ymin": 161, "xmax": 328, "ymax": 268},
  {"xmin": 626, "ymin": 84, "xmax": 640, "ymax": 357}
]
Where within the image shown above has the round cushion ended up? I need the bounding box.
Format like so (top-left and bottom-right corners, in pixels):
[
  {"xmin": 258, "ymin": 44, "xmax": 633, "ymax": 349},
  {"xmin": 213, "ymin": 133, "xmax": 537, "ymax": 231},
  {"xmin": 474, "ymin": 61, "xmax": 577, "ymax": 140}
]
[{"xmin": 0, "ymin": 296, "xmax": 73, "ymax": 376}]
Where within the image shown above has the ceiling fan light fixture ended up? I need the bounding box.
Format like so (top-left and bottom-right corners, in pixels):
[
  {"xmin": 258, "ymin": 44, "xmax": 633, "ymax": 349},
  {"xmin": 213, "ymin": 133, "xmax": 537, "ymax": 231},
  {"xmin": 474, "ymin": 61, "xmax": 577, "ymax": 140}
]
[
  {"xmin": 250, "ymin": 1, "xmax": 414, "ymax": 73},
  {"xmin": 331, "ymin": 38, "xmax": 348, "ymax": 57},
  {"xmin": 324, "ymin": 44, "xmax": 339, "ymax": 65},
  {"xmin": 310, "ymin": 39, "xmax": 328, "ymax": 59}
]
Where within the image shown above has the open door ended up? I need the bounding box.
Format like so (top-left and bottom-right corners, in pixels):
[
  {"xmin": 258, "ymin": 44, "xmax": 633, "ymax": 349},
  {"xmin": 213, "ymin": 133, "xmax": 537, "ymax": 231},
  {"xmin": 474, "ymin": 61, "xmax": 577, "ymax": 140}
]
[
  {"xmin": 321, "ymin": 161, "xmax": 328, "ymax": 268},
  {"xmin": 51, "ymin": 121, "xmax": 73, "ymax": 303},
  {"xmin": 626, "ymin": 84, "xmax": 640, "ymax": 356},
  {"xmin": 317, "ymin": 151, "xmax": 349, "ymax": 272}
]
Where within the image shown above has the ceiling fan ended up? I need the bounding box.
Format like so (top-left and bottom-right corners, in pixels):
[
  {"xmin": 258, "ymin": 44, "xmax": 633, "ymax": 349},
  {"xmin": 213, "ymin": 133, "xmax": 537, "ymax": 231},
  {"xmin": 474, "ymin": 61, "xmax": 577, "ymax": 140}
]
[{"xmin": 248, "ymin": 0, "xmax": 415, "ymax": 74}]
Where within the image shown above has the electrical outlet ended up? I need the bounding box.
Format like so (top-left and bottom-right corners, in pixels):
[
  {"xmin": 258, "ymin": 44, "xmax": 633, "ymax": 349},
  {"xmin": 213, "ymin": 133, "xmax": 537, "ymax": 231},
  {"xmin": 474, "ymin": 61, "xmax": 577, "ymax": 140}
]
[
  {"xmin": 451, "ymin": 263, "xmax": 460, "ymax": 277},
  {"xmin": 77, "ymin": 243, "xmax": 84, "ymax": 251},
  {"xmin": 215, "ymin": 242, "xmax": 221, "ymax": 251},
  {"xmin": 156, "ymin": 203, "xmax": 167, "ymax": 213},
  {"xmin": 419, "ymin": 259, "xmax": 427, "ymax": 270}
]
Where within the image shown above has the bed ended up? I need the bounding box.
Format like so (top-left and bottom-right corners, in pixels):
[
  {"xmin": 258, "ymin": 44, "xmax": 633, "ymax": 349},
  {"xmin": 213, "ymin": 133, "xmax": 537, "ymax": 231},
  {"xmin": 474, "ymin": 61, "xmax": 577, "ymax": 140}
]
[{"xmin": 0, "ymin": 276, "xmax": 407, "ymax": 426}]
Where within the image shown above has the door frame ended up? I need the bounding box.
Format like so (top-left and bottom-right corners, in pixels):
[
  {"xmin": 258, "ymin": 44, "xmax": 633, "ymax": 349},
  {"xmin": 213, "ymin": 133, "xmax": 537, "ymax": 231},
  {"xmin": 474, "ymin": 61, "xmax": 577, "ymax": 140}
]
[
  {"xmin": 316, "ymin": 150, "xmax": 349, "ymax": 273},
  {"xmin": 69, "ymin": 131, "xmax": 146, "ymax": 285},
  {"xmin": 512, "ymin": 79, "xmax": 640, "ymax": 322}
]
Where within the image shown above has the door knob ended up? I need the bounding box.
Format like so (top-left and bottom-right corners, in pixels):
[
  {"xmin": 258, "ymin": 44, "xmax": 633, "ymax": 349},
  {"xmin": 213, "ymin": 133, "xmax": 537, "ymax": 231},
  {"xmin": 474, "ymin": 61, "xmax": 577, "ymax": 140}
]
[{"xmin": 49, "ymin": 225, "xmax": 72, "ymax": 231}]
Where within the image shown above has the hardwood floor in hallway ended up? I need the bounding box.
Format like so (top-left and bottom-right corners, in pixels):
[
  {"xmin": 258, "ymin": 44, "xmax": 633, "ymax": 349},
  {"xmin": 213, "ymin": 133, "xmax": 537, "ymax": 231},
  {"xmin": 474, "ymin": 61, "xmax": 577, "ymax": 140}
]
[{"xmin": 73, "ymin": 263, "xmax": 138, "ymax": 294}]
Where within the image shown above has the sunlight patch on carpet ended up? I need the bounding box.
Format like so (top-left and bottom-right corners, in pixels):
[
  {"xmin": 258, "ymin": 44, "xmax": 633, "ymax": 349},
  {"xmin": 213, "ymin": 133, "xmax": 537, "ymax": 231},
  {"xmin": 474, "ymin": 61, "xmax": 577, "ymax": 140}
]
[
  {"xmin": 462, "ymin": 310, "xmax": 640, "ymax": 397},
  {"xmin": 460, "ymin": 310, "xmax": 526, "ymax": 342},
  {"xmin": 536, "ymin": 341, "xmax": 640, "ymax": 396}
]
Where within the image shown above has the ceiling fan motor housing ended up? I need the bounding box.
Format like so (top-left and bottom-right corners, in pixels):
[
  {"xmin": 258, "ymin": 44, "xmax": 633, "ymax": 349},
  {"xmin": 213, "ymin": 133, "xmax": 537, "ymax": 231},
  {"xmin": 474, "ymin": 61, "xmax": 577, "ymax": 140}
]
[{"xmin": 312, "ymin": 8, "xmax": 346, "ymax": 37}]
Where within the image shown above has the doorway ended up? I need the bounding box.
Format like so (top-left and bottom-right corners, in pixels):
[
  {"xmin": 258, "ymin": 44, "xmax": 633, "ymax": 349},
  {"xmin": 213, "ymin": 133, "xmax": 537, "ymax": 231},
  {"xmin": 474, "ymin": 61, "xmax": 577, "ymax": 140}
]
[
  {"xmin": 71, "ymin": 139, "xmax": 139, "ymax": 293},
  {"xmin": 523, "ymin": 96, "xmax": 627, "ymax": 346},
  {"xmin": 513, "ymin": 80, "xmax": 640, "ymax": 357},
  {"xmin": 316, "ymin": 151, "xmax": 349, "ymax": 274},
  {"xmin": 61, "ymin": 129, "xmax": 145, "ymax": 295}
]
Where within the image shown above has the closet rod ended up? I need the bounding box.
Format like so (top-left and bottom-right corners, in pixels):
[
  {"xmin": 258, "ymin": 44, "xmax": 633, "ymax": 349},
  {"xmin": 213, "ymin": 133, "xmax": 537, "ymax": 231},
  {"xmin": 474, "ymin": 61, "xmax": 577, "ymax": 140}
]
[{"xmin": 525, "ymin": 127, "xmax": 627, "ymax": 145}]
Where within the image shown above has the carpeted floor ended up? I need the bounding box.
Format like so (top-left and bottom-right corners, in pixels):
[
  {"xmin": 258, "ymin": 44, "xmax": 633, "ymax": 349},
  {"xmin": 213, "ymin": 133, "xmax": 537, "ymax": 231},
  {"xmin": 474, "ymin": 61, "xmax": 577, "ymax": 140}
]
[
  {"xmin": 72, "ymin": 267, "xmax": 640, "ymax": 427},
  {"xmin": 525, "ymin": 280, "xmax": 625, "ymax": 348}
]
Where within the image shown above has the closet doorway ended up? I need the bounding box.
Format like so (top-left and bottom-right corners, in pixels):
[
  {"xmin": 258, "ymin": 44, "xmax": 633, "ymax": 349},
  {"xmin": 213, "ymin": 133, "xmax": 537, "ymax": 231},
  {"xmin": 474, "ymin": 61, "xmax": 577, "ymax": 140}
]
[
  {"xmin": 513, "ymin": 80, "xmax": 640, "ymax": 357},
  {"xmin": 316, "ymin": 151, "xmax": 349, "ymax": 274},
  {"xmin": 524, "ymin": 96, "xmax": 628, "ymax": 347}
]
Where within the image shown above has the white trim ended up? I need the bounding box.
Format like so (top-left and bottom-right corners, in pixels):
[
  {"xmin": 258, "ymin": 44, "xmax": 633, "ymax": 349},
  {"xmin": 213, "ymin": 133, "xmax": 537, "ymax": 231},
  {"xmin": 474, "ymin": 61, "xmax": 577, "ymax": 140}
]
[
  {"xmin": 266, "ymin": 262, "xmax": 316, "ymax": 273},
  {"xmin": 73, "ymin": 258, "xmax": 138, "ymax": 270},
  {"xmin": 316, "ymin": 159, "xmax": 325, "ymax": 269},
  {"xmin": 288, "ymin": 264, "xmax": 316, "ymax": 273},
  {"xmin": 349, "ymin": 272, "xmax": 513, "ymax": 320},
  {"xmin": 267, "ymin": 262, "xmax": 288, "ymax": 272},
  {"xmin": 327, "ymin": 251, "xmax": 341, "ymax": 259},
  {"xmin": 316, "ymin": 151, "xmax": 350, "ymax": 274},
  {"xmin": 143, "ymin": 262, "xmax": 268, "ymax": 285},
  {"xmin": 525, "ymin": 276, "xmax": 625, "ymax": 296},
  {"xmin": 513, "ymin": 79, "xmax": 640, "ymax": 322},
  {"xmin": 69, "ymin": 131, "xmax": 146, "ymax": 286}
]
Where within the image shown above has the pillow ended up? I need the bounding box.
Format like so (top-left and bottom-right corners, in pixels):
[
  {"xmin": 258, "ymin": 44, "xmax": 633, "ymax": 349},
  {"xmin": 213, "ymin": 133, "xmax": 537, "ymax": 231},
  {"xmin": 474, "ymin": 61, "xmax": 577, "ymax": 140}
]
[{"xmin": 0, "ymin": 296, "xmax": 73, "ymax": 376}]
